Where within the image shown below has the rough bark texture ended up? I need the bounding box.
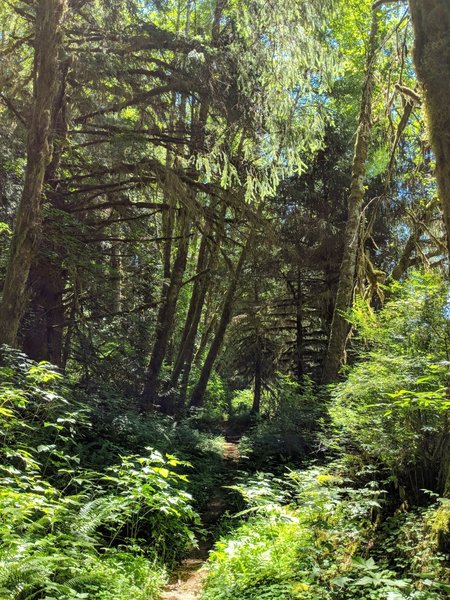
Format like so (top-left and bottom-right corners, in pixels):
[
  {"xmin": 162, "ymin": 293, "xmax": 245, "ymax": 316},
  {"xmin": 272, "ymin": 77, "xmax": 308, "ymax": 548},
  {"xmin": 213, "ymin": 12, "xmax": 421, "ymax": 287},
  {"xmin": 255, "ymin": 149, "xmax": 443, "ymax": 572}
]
[
  {"xmin": 0, "ymin": 0, "xmax": 67, "ymax": 347},
  {"xmin": 408, "ymin": 0, "xmax": 450, "ymax": 501},
  {"xmin": 22, "ymin": 58, "xmax": 70, "ymax": 365},
  {"xmin": 408, "ymin": 0, "xmax": 450, "ymax": 263},
  {"xmin": 321, "ymin": 11, "xmax": 379, "ymax": 384},
  {"xmin": 190, "ymin": 236, "xmax": 250, "ymax": 408}
]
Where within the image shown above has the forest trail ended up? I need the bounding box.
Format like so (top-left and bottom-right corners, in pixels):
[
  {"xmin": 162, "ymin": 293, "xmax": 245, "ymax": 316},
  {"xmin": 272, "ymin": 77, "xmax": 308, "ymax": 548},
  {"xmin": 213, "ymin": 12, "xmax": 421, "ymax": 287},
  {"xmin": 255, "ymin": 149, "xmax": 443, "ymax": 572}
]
[{"xmin": 160, "ymin": 429, "xmax": 241, "ymax": 600}]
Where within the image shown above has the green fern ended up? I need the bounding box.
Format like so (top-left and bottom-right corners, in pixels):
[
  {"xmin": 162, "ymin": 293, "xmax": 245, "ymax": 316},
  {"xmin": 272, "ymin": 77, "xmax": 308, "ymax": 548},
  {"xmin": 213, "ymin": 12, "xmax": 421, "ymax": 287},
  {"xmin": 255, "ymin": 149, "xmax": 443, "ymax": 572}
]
[{"xmin": 0, "ymin": 558, "xmax": 50, "ymax": 599}]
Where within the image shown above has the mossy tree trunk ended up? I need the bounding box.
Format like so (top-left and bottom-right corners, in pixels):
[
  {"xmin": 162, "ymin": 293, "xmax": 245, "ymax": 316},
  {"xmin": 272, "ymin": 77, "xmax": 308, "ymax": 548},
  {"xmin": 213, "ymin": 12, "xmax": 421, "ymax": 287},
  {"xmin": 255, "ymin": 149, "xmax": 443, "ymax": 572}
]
[
  {"xmin": 408, "ymin": 0, "xmax": 450, "ymax": 263},
  {"xmin": 22, "ymin": 57, "xmax": 70, "ymax": 365},
  {"xmin": 0, "ymin": 0, "xmax": 67, "ymax": 347},
  {"xmin": 408, "ymin": 1, "xmax": 450, "ymax": 502},
  {"xmin": 321, "ymin": 9, "xmax": 379, "ymax": 384}
]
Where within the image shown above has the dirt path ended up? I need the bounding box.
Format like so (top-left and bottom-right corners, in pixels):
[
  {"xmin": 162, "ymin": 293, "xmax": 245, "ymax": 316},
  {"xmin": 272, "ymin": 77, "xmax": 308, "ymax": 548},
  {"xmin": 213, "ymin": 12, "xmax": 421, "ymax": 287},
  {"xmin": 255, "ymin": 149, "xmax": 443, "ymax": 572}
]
[{"xmin": 160, "ymin": 432, "xmax": 241, "ymax": 600}]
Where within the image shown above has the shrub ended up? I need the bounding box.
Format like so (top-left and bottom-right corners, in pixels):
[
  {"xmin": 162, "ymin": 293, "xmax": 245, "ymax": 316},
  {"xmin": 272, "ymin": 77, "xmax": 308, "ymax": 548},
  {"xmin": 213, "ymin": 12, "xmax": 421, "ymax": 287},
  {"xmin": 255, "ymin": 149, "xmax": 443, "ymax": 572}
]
[
  {"xmin": 202, "ymin": 464, "xmax": 448, "ymax": 600},
  {"xmin": 239, "ymin": 375, "xmax": 324, "ymax": 467},
  {"xmin": 329, "ymin": 272, "xmax": 450, "ymax": 498},
  {"xmin": 0, "ymin": 347, "xmax": 200, "ymax": 599}
]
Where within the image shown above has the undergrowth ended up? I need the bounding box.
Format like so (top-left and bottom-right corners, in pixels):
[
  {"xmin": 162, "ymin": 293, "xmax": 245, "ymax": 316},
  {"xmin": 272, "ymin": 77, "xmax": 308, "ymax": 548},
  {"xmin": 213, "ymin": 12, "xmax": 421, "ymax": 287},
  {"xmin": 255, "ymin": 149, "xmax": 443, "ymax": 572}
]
[
  {"xmin": 0, "ymin": 346, "xmax": 224, "ymax": 599},
  {"xmin": 238, "ymin": 376, "xmax": 325, "ymax": 470},
  {"xmin": 203, "ymin": 275, "xmax": 450, "ymax": 600},
  {"xmin": 202, "ymin": 465, "xmax": 450, "ymax": 600}
]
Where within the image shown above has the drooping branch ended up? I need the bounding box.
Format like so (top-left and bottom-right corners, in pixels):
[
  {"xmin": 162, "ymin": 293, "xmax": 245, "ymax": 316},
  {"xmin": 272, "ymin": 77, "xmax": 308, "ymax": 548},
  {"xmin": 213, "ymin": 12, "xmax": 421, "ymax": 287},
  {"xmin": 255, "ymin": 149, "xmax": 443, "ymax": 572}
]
[{"xmin": 0, "ymin": 93, "xmax": 27, "ymax": 126}]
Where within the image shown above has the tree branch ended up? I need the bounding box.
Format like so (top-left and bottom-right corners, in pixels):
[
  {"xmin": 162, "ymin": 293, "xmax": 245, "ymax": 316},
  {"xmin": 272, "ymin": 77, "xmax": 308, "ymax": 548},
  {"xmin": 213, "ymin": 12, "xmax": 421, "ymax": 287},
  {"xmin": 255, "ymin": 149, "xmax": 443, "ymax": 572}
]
[
  {"xmin": 0, "ymin": 93, "xmax": 27, "ymax": 126},
  {"xmin": 372, "ymin": 0, "xmax": 405, "ymax": 10}
]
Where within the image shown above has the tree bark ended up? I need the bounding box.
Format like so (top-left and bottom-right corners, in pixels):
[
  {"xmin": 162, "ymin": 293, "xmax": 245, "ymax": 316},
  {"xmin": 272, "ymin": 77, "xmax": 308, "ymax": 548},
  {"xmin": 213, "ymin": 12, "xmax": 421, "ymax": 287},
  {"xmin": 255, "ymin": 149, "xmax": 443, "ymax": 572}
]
[
  {"xmin": 195, "ymin": 307, "xmax": 218, "ymax": 365},
  {"xmin": 110, "ymin": 234, "xmax": 123, "ymax": 314},
  {"xmin": 295, "ymin": 270, "xmax": 305, "ymax": 382},
  {"xmin": 171, "ymin": 205, "xmax": 226, "ymax": 405},
  {"xmin": 171, "ymin": 222, "xmax": 212, "ymax": 387},
  {"xmin": 173, "ymin": 242, "xmax": 216, "ymax": 406},
  {"xmin": 408, "ymin": 0, "xmax": 450, "ymax": 264},
  {"xmin": 22, "ymin": 253, "xmax": 65, "ymax": 364},
  {"xmin": 141, "ymin": 209, "xmax": 191, "ymax": 409},
  {"xmin": 190, "ymin": 235, "xmax": 251, "ymax": 407},
  {"xmin": 162, "ymin": 184, "xmax": 175, "ymax": 282},
  {"xmin": 22, "ymin": 56, "xmax": 70, "ymax": 365},
  {"xmin": 0, "ymin": 0, "xmax": 67, "ymax": 347},
  {"xmin": 152, "ymin": 0, "xmax": 227, "ymax": 397},
  {"xmin": 252, "ymin": 341, "xmax": 262, "ymax": 414},
  {"xmin": 321, "ymin": 10, "xmax": 379, "ymax": 384},
  {"xmin": 252, "ymin": 279, "xmax": 262, "ymax": 414}
]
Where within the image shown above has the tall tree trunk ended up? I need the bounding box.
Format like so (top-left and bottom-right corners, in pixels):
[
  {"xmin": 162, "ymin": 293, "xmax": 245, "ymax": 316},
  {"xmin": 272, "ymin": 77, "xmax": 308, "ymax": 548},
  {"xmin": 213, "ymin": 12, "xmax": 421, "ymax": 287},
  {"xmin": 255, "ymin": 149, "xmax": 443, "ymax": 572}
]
[
  {"xmin": 171, "ymin": 223, "xmax": 211, "ymax": 386},
  {"xmin": 171, "ymin": 204, "xmax": 226, "ymax": 405},
  {"xmin": 0, "ymin": 0, "xmax": 67, "ymax": 347},
  {"xmin": 22, "ymin": 56, "xmax": 70, "ymax": 365},
  {"xmin": 61, "ymin": 294, "xmax": 77, "ymax": 370},
  {"xmin": 252, "ymin": 341, "xmax": 262, "ymax": 414},
  {"xmin": 141, "ymin": 89, "xmax": 210, "ymax": 410},
  {"xmin": 321, "ymin": 10, "xmax": 379, "ymax": 384},
  {"xmin": 22, "ymin": 254, "xmax": 66, "ymax": 364},
  {"xmin": 252, "ymin": 279, "xmax": 262, "ymax": 414},
  {"xmin": 408, "ymin": 0, "xmax": 450, "ymax": 263},
  {"xmin": 170, "ymin": 0, "xmax": 225, "ymax": 397},
  {"xmin": 408, "ymin": 0, "xmax": 450, "ymax": 500},
  {"xmin": 190, "ymin": 235, "xmax": 251, "ymax": 407},
  {"xmin": 162, "ymin": 183, "xmax": 175, "ymax": 282},
  {"xmin": 295, "ymin": 270, "xmax": 305, "ymax": 382},
  {"xmin": 110, "ymin": 234, "xmax": 123, "ymax": 314},
  {"xmin": 171, "ymin": 235, "xmax": 213, "ymax": 407},
  {"xmin": 141, "ymin": 210, "xmax": 191, "ymax": 409},
  {"xmin": 194, "ymin": 306, "xmax": 218, "ymax": 365}
]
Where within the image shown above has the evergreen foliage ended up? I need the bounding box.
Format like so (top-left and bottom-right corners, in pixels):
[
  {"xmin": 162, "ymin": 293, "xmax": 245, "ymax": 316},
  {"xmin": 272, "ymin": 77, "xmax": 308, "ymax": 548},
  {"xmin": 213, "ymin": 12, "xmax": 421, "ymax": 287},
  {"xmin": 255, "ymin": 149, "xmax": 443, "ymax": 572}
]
[{"xmin": 0, "ymin": 0, "xmax": 449, "ymax": 597}]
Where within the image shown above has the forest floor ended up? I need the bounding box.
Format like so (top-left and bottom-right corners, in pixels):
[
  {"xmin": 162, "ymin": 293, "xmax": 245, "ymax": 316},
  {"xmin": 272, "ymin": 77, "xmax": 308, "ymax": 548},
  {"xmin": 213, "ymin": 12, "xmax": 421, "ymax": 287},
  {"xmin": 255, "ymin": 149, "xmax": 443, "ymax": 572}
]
[{"xmin": 160, "ymin": 427, "xmax": 242, "ymax": 600}]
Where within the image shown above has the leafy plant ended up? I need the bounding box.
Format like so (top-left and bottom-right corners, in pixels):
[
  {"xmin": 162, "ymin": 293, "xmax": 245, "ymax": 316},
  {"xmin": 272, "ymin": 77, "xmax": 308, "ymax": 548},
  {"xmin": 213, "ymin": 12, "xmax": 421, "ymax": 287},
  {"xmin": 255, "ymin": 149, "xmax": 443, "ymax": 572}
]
[
  {"xmin": 329, "ymin": 273, "xmax": 450, "ymax": 498},
  {"xmin": 102, "ymin": 450, "xmax": 200, "ymax": 563},
  {"xmin": 239, "ymin": 375, "xmax": 324, "ymax": 467},
  {"xmin": 203, "ymin": 462, "xmax": 448, "ymax": 600},
  {"xmin": 0, "ymin": 348, "xmax": 202, "ymax": 599}
]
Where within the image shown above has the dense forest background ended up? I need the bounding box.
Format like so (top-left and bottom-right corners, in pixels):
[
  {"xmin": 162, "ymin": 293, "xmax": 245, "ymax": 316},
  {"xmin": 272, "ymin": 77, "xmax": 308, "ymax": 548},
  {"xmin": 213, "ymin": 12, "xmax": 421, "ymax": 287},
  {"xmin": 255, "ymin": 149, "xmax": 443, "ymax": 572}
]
[{"xmin": 0, "ymin": 0, "xmax": 449, "ymax": 598}]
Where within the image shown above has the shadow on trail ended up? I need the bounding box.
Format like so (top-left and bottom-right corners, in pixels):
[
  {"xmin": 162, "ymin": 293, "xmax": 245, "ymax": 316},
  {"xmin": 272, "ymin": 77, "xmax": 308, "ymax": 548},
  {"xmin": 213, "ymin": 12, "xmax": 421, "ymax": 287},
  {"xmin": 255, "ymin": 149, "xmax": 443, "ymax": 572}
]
[{"xmin": 160, "ymin": 423, "xmax": 244, "ymax": 600}]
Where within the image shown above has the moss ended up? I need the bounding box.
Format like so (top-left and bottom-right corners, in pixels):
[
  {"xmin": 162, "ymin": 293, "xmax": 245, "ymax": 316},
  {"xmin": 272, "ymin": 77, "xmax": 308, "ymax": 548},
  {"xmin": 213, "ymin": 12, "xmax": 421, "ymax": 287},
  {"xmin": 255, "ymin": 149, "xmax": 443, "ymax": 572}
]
[{"xmin": 429, "ymin": 502, "xmax": 450, "ymax": 553}]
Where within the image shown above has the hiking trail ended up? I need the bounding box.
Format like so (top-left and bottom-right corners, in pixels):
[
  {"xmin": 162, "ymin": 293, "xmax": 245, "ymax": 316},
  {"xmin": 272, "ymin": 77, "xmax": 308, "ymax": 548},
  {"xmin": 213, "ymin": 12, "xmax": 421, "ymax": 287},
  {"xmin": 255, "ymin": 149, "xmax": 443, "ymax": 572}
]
[{"xmin": 160, "ymin": 429, "xmax": 241, "ymax": 600}]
